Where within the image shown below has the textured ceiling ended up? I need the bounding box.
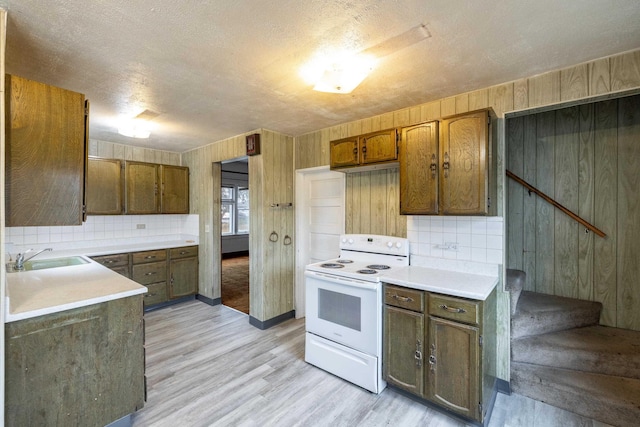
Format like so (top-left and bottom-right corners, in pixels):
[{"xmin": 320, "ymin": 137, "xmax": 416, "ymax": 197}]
[{"xmin": 1, "ymin": 0, "xmax": 639, "ymax": 153}]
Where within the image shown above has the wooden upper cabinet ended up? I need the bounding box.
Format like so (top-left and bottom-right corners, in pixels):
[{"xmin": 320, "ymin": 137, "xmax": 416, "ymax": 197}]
[
  {"xmin": 161, "ymin": 165, "xmax": 189, "ymax": 214},
  {"xmin": 399, "ymin": 109, "xmax": 495, "ymax": 216},
  {"xmin": 400, "ymin": 121, "xmax": 439, "ymax": 215},
  {"xmin": 330, "ymin": 129, "xmax": 398, "ymax": 171},
  {"xmin": 440, "ymin": 110, "xmax": 491, "ymax": 215},
  {"xmin": 125, "ymin": 161, "xmax": 160, "ymax": 214},
  {"xmin": 5, "ymin": 74, "xmax": 88, "ymax": 226},
  {"xmin": 86, "ymin": 158, "xmax": 123, "ymax": 215},
  {"xmin": 329, "ymin": 136, "xmax": 359, "ymax": 168}
]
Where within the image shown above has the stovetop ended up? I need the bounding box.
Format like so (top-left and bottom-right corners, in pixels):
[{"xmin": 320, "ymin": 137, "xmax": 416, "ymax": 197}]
[{"xmin": 305, "ymin": 234, "xmax": 410, "ymax": 283}]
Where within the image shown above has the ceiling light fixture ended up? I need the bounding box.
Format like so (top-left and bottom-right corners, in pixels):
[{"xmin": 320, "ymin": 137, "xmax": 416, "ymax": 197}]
[
  {"xmin": 313, "ymin": 55, "xmax": 378, "ymax": 94},
  {"xmin": 118, "ymin": 119, "xmax": 152, "ymax": 139}
]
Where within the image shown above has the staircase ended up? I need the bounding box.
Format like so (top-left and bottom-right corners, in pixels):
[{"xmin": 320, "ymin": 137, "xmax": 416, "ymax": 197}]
[{"xmin": 507, "ymin": 269, "xmax": 640, "ymax": 427}]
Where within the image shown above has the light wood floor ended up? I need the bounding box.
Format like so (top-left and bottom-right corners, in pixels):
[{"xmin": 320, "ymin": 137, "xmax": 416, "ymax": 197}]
[{"xmin": 132, "ymin": 300, "xmax": 612, "ymax": 427}]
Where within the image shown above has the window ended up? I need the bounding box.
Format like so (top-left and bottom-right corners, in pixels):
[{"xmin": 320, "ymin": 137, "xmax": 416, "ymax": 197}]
[{"xmin": 221, "ymin": 185, "xmax": 249, "ymax": 235}]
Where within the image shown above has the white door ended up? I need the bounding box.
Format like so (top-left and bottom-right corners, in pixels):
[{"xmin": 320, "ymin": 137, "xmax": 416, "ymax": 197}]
[{"xmin": 295, "ymin": 166, "xmax": 345, "ymax": 318}]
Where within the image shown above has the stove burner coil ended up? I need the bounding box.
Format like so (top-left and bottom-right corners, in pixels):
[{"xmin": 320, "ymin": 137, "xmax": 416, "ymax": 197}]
[
  {"xmin": 357, "ymin": 269, "xmax": 378, "ymax": 274},
  {"xmin": 336, "ymin": 259, "xmax": 354, "ymax": 264},
  {"xmin": 367, "ymin": 264, "xmax": 390, "ymax": 270},
  {"xmin": 320, "ymin": 263, "xmax": 345, "ymax": 269}
]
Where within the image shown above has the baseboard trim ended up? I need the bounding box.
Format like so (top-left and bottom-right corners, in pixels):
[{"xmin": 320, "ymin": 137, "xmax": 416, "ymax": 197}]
[
  {"xmin": 497, "ymin": 378, "xmax": 511, "ymax": 395},
  {"xmin": 144, "ymin": 295, "xmax": 196, "ymax": 312},
  {"xmin": 196, "ymin": 294, "xmax": 221, "ymax": 306},
  {"xmin": 249, "ymin": 310, "xmax": 295, "ymax": 330}
]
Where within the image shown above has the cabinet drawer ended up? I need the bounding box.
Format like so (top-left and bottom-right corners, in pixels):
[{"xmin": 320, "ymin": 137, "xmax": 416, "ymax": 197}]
[
  {"xmin": 132, "ymin": 261, "xmax": 167, "ymax": 285},
  {"xmin": 428, "ymin": 294, "xmax": 480, "ymax": 325},
  {"xmin": 110, "ymin": 265, "xmax": 131, "ymax": 278},
  {"xmin": 91, "ymin": 253, "xmax": 129, "ymax": 268},
  {"xmin": 132, "ymin": 249, "xmax": 167, "ymax": 264},
  {"xmin": 169, "ymin": 246, "xmax": 198, "ymax": 259},
  {"xmin": 143, "ymin": 282, "xmax": 167, "ymax": 306},
  {"xmin": 384, "ymin": 284, "xmax": 424, "ymax": 312}
]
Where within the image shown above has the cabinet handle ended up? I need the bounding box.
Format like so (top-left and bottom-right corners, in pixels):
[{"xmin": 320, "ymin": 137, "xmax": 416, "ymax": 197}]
[
  {"xmin": 415, "ymin": 339, "xmax": 422, "ymax": 367},
  {"xmin": 362, "ymin": 142, "xmax": 367, "ymax": 159},
  {"xmin": 439, "ymin": 304, "xmax": 466, "ymax": 314},
  {"xmin": 428, "ymin": 355, "xmax": 437, "ymax": 372},
  {"xmin": 105, "ymin": 260, "xmax": 115, "ymax": 264},
  {"xmin": 430, "ymin": 153, "xmax": 437, "ymax": 178},
  {"xmin": 179, "ymin": 251, "xmax": 188, "ymax": 255},
  {"xmin": 145, "ymin": 255, "xmax": 156, "ymax": 259},
  {"xmin": 145, "ymin": 293, "xmax": 157, "ymax": 298},
  {"xmin": 442, "ymin": 152, "xmax": 450, "ymax": 178},
  {"xmin": 391, "ymin": 294, "xmax": 414, "ymax": 303},
  {"xmin": 145, "ymin": 272, "xmax": 157, "ymax": 276}
]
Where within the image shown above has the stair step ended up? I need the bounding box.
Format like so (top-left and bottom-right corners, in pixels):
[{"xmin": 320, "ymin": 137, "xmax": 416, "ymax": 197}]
[
  {"xmin": 511, "ymin": 291, "xmax": 602, "ymax": 339},
  {"xmin": 512, "ymin": 325, "xmax": 640, "ymax": 379},
  {"xmin": 511, "ymin": 362, "xmax": 640, "ymax": 427}
]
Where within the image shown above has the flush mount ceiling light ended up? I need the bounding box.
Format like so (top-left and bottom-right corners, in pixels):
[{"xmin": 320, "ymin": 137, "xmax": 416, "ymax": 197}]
[
  {"xmin": 118, "ymin": 119, "xmax": 152, "ymax": 138},
  {"xmin": 301, "ymin": 24, "xmax": 431, "ymax": 94},
  {"xmin": 117, "ymin": 109, "xmax": 159, "ymax": 139},
  {"xmin": 300, "ymin": 52, "xmax": 378, "ymax": 94}
]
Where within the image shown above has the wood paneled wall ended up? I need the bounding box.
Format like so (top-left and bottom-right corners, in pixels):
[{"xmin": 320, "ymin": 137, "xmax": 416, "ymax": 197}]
[
  {"xmin": 293, "ymin": 49, "xmax": 640, "ymax": 381},
  {"xmin": 89, "ymin": 139, "xmax": 181, "ymax": 165},
  {"xmin": 181, "ymin": 129, "xmax": 294, "ymax": 323},
  {"xmin": 507, "ymin": 95, "xmax": 640, "ymax": 331}
]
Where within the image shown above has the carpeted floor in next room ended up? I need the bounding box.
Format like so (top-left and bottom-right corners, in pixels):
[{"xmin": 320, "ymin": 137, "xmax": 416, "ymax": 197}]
[{"xmin": 221, "ymin": 255, "xmax": 249, "ymax": 314}]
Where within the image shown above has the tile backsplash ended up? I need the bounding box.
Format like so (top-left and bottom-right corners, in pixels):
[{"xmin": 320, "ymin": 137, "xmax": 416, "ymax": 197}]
[
  {"xmin": 5, "ymin": 214, "xmax": 199, "ymax": 253},
  {"xmin": 407, "ymin": 216, "xmax": 504, "ymax": 265}
]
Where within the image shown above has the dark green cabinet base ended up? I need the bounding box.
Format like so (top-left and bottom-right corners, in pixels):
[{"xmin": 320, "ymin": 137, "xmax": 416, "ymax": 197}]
[{"xmin": 5, "ymin": 295, "xmax": 145, "ymax": 427}]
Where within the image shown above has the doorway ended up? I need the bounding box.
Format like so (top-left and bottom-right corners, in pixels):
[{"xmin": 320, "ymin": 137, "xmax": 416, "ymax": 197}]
[
  {"xmin": 220, "ymin": 158, "xmax": 250, "ymax": 314},
  {"xmin": 294, "ymin": 166, "xmax": 345, "ymax": 318}
]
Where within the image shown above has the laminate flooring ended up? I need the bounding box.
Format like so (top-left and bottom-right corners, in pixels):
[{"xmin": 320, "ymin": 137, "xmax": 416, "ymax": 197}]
[{"xmin": 132, "ymin": 300, "xmax": 613, "ymax": 427}]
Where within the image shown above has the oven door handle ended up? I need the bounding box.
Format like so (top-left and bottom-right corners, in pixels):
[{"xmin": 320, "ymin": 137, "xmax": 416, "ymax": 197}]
[{"xmin": 304, "ymin": 270, "xmax": 379, "ymax": 290}]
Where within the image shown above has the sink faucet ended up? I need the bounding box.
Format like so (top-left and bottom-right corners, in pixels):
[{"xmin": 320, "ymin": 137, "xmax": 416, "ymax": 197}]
[{"xmin": 15, "ymin": 248, "xmax": 53, "ymax": 271}]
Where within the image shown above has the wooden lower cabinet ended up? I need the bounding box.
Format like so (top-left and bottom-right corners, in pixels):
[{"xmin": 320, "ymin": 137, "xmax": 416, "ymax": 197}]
[
  {"xmin": 383, "ymin": 284, "xmax": 497, "ymax": 425},
  {"xmin": 5, "ymin": 295, "xmax": 145, "ymax": 426},
  {"xmin": 91, "ymin": 245, "xmax": 199, "ymax": 309}
]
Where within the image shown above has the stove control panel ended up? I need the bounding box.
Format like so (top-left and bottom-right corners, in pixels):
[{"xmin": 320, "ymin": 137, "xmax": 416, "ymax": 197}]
[{"xmin": 339, "ymin": 234, "xmax": 409, "ymax": 256}]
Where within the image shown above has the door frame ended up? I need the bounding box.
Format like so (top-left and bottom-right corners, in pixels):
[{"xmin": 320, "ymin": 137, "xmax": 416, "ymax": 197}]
[{"xmin": 294, "ymin": 166, "xmax": 345, "ymax": 318}]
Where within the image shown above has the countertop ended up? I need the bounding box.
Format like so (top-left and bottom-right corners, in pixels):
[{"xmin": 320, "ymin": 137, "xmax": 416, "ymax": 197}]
[
  {"xmin": 5, "ymin": 257, "xmax": 147, "ymax": 322},
  {"xmin": 381, "ymin": 265, "xmax": 499, "ymax": 300},
  {"xmin": 4, "ymin": 238, "xmax": 198, "ymax": 323}
]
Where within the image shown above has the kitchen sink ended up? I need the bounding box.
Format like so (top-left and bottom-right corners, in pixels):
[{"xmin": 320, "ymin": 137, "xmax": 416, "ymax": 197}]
[{"xmin": 6, "ymin": 256, "xmax": 89, "ymax": 273}]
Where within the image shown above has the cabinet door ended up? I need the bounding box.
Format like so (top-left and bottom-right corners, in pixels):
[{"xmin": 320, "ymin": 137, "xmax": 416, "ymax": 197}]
[
  {"xmin": 161, "ymin": 165, "xmax": 189, "ymax": 213},
  {"xmin": 360, "ymin": 129, "xmax": 398, "ymax": 165},
  {"xmin": 169, "ymin": 257, "xmax": 198, "ymax": 299},
  {"xmin": 400, "ymin": 121, "xmax": 439, "ymax": 214},
  {"xmin": 427, "ymin": 315, "xmax": 480, "ymax": 421},
  {"xmin": 330, "ymin": 137, "xmax": 359, "ymax": 169},
  {"xmin": 86, "ymin": 158, "xmax": 123, "ymax": 214},
  {"xmin": 439, "ymin": 110, "xmax": 489, "ymax": 215},
  {"xmin": 5, "ymin": 74, "xmax": 87, "ymax": 226},
  {"xmin": 383, "ymin": 305, "xmax": 424, "ymax": 396},
  {"xmin": 125, "ymin": 161, "xmax": 160, "ymax": 214}
]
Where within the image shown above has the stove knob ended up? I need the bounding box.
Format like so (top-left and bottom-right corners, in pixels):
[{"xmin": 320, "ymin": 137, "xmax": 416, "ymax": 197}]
[
  {"xmin": 348, "ymin": 238, "xmax": 354, "ymax": 244},
  {"xmin": 387, "ymin": 241, "xmax": 393, "ymax": 248},
  {"xmin": 396, "ymin": 242, "xmax": 402, "ymax": 249},
  {"xmin": 341, "ymin": 238, "xmax": 347, "ymax": 244}
]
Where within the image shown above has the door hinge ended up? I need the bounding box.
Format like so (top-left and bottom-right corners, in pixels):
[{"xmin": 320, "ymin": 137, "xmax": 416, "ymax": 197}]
[
  {"xmin": 479, "ymin": 402, "xmax": 483, "ymax": 415},
  {"xmin": 487, "ymin": 197, "xmax": 491, "ymax": 209},
  {"xmin": 479, "ymin": 335, "xmax": 483, "ymax": 347}
]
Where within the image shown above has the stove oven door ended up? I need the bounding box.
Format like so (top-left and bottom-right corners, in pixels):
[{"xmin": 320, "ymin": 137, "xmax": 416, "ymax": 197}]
[{"xmin": 305, "ymin": 270, "xmax": 380, "ymax": 356}]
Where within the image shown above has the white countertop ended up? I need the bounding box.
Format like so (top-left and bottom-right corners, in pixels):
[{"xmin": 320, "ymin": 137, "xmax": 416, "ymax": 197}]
[
  {"xmin": 4, "ymin": 239, "xmax": 199, "ymax": 323},
  {"xmin": 382, "ymin": 265, "xmax": 499, "ymax": 300},
  {"xmin": 5, "ymin": 257, "xmax": 147, "ymax": 322}
]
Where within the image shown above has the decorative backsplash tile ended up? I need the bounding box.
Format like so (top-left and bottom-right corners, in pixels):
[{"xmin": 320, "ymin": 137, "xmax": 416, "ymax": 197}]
[
  {"xmin": 5, "ymin": 215, "xmax": 199, "ymax": 254},
  {"xmin": 407, "ymin": 216, "xmax": 504, "ymax": 265}
]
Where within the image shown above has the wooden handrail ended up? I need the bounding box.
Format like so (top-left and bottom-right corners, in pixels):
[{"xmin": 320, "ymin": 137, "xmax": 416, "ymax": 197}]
[{"xmin": 506, "ymin": 170, "xmax": 606, "ymax": 238}]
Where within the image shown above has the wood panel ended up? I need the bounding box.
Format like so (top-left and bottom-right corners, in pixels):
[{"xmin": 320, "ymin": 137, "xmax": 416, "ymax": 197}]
[
  {"xmin": 507, "ymin": 95, "xmax": 640, "ymax": 331},
  {"xmin": 616, "ymin": 95, "xmax": 640, "ymax": 330},
  {"xmin": 593, "ymin": 100, "xmax": 618, "ymax": 326}
]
